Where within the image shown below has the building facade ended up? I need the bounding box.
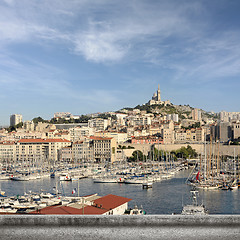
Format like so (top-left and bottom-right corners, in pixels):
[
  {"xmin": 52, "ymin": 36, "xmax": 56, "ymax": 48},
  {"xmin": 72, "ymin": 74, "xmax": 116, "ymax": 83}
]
[
  {"xmin": 10, "ymin": 114, "xmax": 22, "ymax": 127},
  {"xmin": 90, "ymin": 136, "xmax": 117, "ymax": 163}
]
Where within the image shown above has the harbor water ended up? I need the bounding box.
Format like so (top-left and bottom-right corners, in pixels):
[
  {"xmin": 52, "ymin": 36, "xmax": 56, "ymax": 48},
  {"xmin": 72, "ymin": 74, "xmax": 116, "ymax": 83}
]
[{"xmin": 1, "ymin": 170, "xmax": 240, "ymax": 214}]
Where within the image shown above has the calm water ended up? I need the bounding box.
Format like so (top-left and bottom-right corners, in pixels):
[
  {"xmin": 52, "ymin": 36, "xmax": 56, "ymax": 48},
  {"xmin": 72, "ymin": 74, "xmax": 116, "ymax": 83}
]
[{"xmin": 1, "ymin": 170, "xmax": 240, "ymax": 214}]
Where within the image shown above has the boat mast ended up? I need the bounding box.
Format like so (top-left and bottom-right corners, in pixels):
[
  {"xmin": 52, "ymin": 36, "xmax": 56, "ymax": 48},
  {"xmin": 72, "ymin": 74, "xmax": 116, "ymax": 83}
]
[
  {"xmin": 217, "ymin": 141, "xmax": 220, "ymax": 178},
  {"xmin": 204, "ymin": 133, "xmax": 207, "ymax": 181}
]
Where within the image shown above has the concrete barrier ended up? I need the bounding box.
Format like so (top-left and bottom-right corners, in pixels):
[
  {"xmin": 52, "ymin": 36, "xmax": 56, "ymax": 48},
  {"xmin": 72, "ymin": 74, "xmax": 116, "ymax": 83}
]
[{"xmin": 1, "ymin": 215, "xmax": 240, "ymax": 239}]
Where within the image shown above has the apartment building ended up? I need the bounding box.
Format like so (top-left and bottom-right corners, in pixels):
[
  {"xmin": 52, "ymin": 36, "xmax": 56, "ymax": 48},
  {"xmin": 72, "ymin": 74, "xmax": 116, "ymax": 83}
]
[
  {"xmin": 129, "ymin": 116, "xmax": 151, "ymax": 126},
  {"xmin": 174, "ymin": 130, "xmax": 187, "ymax": 143},
  {"xmin": 59, "ymin": 146, "xmax": 72, "ymax": 163},
  {"xmin": 95, "ymin": 132, "xmax": 128, "ymax": 144},
  {"xmin": 233, "ymin": 122, "xmax": 240, "ymax": 139},
  {"xmin": 192, "ymin": 108, "xmax": 201, "ymax": 121},
  {"xmin": 195, "ymin": 128, "xmax": 205, "ymax": 142},
  {"xmin": 69, "ymin": 126, "xmax": 95, "ymax": 142},
  {"xmin": 162, "ymin": 128, "xmax": 174, "ymax": 144},
  {"xmin": 90, "ymin": 136, "xmax": 117, "ymax": 163},
  {"xmin": 72, "ymin": 140, "xmax": 93, "ymax": 162},
  {"xmin": 220, "ymin": 111, "xmax": 240, "ymax": 122},
  {"xmin": 23, "ymin": 121, "xmax": 35, "ymax": 131},
  {"xmin": 10, "ymin": 114, "xmax": 22, "ymax": 127},
  {"xmin": 149, "ymin": 126, "xmax": 162, "ymax": 135},
  {"xmin": 0, "ymin": 141, "xmax": 15, "ymax": 162},
  {"xmin": 162, "ymin": 121, "xmax": 174, "ymax": 144},
  {"xmin": 88, "ymin": 118, "xmax": 109, "ymax": 131},
  {"xmin": 16, "ymin": 138, "xmax": 71, "ymax": 162}
]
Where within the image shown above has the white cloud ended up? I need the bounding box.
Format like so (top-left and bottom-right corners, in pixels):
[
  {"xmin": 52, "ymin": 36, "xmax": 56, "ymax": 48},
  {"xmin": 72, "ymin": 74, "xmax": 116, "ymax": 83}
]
[
  {"xmin": 0, "ymin": 0, "xmax": 240, "ymax": 80},
  {"xmin": 73, "ymin": 31, "xmax": 128, "ymax": 62}
]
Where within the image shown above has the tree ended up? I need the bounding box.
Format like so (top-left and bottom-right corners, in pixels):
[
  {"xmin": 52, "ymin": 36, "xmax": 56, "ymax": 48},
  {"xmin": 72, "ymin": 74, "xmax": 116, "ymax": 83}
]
[
  {"xmin": 32, "ymin": 117, "xmax": 46, "ymax": 124},
  {"xmin": 15, "ymin": 122, "xmax": 23, "ymax": 128},
  {"xmin": 129, "ymin": 150, "xmax": 144, "ymax": 162},
  {"xmin": 173, "ymin": 145, "xmax": 197, "ymax": 159},
  {"xmin": 7, "ymin": 126, "xmax": 16, "ymax": 132}
]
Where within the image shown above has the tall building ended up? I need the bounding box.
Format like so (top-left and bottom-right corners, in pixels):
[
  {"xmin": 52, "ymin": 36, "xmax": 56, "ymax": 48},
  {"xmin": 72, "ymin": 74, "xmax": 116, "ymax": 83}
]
[
  {"xmin": 10, "ymin": 114, "xmax": 22, "ymax": 127},
  {"xmin": 211, "ymin": 122, "xmax": 232, "ymax": 142},
  {"xmin": 192, "ymin": 108, "xmax": 201, "ymax": 121},
  {"xmin": 232, "ymin": 122, "xmax": 240, "ymax": 140}
]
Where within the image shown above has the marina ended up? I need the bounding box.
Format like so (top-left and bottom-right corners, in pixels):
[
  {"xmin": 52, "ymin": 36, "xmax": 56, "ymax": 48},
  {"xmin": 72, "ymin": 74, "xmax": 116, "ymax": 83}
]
[{"xmin": 0, "ymin": 165, "xmax": 240, "ymax": 214}]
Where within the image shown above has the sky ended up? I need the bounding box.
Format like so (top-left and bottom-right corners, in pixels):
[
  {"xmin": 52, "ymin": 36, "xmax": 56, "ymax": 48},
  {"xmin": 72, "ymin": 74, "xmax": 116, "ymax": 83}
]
[{"xmin": 0, "ymin": 0, "xmax": 240, "ymax": 126}]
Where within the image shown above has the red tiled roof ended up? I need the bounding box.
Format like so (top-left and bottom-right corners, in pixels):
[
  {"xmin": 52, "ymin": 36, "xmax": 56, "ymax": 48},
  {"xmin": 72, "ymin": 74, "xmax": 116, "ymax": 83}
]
[
  {"xmin": 93, "ymin": 194, "xmax": 132, "ymax": 210},
  {"xmin": 30, "ymin": 194, "xmax": 132, "ymax": 215},
  {"xmin": 18, "ymin": 139, "xmax": 71, "ymax": 143},
  {"xmin": 79, "ymin": 205, "xmax": 108, "ymax": 215},
  {"xmin": 90, "ymin": 136, "xmax": 112, "ymax": 140},
  {"xmin": 30, "ymin": 204, "xmax": 108, "ymax": 215},
  {"xmin": 30, "ymin": 205, "xmax": 84, "ymax": 215}
]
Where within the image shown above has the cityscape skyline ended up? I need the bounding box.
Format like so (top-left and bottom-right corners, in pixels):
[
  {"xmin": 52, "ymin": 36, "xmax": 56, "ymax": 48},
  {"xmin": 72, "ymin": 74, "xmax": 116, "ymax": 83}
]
[{"xmin": 1, "ymin": 0, "xmax": 240, "ymax": 126}]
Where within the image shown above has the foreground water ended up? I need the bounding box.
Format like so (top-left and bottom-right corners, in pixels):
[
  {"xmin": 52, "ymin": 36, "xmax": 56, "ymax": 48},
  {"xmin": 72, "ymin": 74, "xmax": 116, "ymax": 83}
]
[{"xmin": 1, "ymin": 170, "xmax": 240, "ymax": 214}]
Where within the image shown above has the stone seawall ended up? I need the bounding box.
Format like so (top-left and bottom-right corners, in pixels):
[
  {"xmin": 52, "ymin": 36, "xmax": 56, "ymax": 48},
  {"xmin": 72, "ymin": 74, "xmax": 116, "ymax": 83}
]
[
  {"xmin": 1, "ymin": 215, "xmax": 240, "ymax": 240},
  {"xmin": 123, "ymin": 143, "xmax": 240, "ymax": 156}
]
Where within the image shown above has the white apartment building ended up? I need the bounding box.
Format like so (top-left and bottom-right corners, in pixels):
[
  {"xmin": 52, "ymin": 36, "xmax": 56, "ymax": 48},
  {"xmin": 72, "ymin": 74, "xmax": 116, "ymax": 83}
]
[
  {"xmin": 233, "ymin": 122, "xmax": 240, "ymax": 139},
  {"xmin": 23, "ymin": 121, "xmax": 35, "ymax": 131},
  {"xmin": 90, "ymin": 136, "xmax": 117, "ymax": 163},
  {"xmin": 72, "ymin": 140, "xmax": 93, "ymax": 162},
  {"xmin": 10, "ymin": 114, "xmax": 22, "ymax": 127},
  {"xmin": 162, "ymin": 128, "xmax": 174, "ymax": 144},
  {"xmin": 195, "ymin": 128, "xmax": 205, "ymax": 142},
  {"xmin": 174, "ymin": 128, "xmax": 204, "ymax": 143},
  {"xmin": 59, "ymin": 146, "xmax": 72, "ymax": 163},
  {"xmin": 220, "ymin": 111, "xmax": 240, "ymax": 122},
  {"xmin": 88, "ymin": 118, "xmax": 109, "ymax": 131},
  {"xmin": 162, "ymin": 121, "xmax": 174, "ymax": 144},
  {"xmin": 16, "ymin": 138, "xmax": 71, "ymax": 162},
  {"xmin": 95, "ymin": 132, "xmax": 128, "ymax": 144},
  {"xmin": 115, "ymin": 113, "xmax": 128, "ymax": 126},
  {"xmin": 129, "ymin": 116, "xmax": 151, "ymax": 126},
  {"xmin": 0, "ymin": 141, "xmax": 15, "ymax": 162},
  {"xmin": 0, "ymin": 129, "xmax": 44, "ymax": 142},
  {"xmin": 174, "ymin": 130, "xmax": 187, "ymax": 143},
  {"xmin": 192, "ymin": 108, "xmax": 201, "ymax": 121},
  {"xmin": 69, "ymin": 127, "xmax": 95, "ymax": 142}
]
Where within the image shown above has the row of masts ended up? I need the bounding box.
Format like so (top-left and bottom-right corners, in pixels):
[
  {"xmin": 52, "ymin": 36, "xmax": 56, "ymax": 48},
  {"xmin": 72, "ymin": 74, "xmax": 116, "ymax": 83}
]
[{"xmin": 188, "ymin": 135, "xmax": 240, "ymax": 189}]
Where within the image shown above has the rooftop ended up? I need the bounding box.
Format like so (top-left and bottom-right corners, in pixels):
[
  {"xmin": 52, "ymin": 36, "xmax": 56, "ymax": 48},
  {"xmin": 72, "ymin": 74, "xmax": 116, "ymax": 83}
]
[{"xmin": 18, "ymin": 138, "xmax": 71, "ymax": 143}]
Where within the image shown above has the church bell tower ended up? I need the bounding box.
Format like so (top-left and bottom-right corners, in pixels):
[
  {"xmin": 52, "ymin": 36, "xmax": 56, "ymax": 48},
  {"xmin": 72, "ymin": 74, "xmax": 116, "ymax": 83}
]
[{"xmin": 157, "ymin": 84, "xmax": 161, "ymax": 102}]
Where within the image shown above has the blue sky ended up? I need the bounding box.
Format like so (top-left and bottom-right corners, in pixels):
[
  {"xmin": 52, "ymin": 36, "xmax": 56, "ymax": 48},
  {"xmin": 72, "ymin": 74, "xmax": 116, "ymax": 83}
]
[{"xmin": 0, "ymin": 0, "xmax": 240, "ymax": 126}]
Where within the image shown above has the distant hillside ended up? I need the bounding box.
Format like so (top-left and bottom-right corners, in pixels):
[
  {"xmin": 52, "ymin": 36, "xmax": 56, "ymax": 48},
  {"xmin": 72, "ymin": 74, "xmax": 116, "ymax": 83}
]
[{"xmin": 120, "ymin": 103, "xmax": 218, "ymax": 121}]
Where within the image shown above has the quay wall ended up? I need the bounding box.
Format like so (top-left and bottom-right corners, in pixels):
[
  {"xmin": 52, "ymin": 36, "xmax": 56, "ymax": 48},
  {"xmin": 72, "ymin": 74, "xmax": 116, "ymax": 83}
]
[
  {"xmin": 1, "ymin": 215, "xmax": 240, "ymax": 240},
  {"xmin": 123, "ymin": 143, "xmax": 240, "ymax": 156}
]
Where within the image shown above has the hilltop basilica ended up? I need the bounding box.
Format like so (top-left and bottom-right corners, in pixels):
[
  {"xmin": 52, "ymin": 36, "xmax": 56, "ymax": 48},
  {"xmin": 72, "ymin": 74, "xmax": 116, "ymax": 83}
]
[{"xmin": 147, "ymin": 85, "xmax": 171, "ymax": 106}]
